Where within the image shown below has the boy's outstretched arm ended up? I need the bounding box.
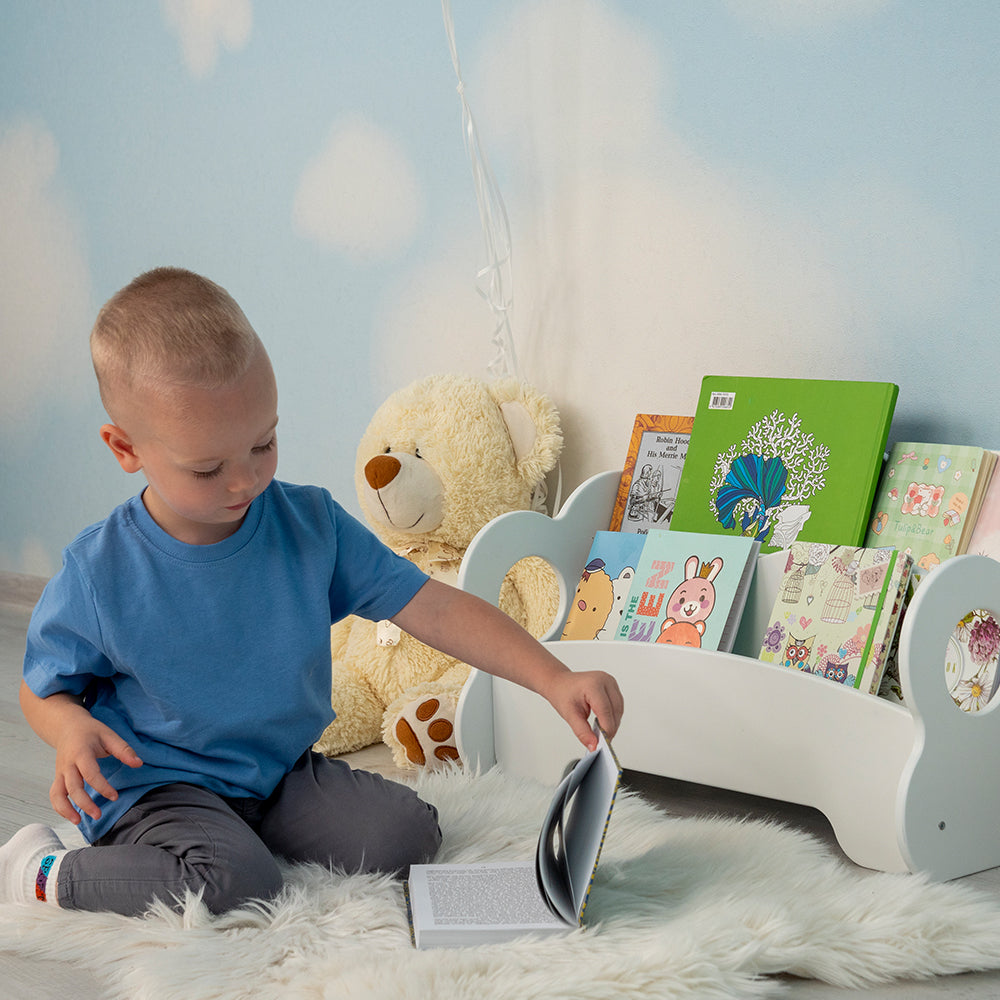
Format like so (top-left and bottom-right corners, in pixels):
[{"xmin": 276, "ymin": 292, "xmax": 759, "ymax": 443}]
[
  {"xmin": 391, "ymin": 579, "xmax": 624, "ymax": 750},
  {"xmin": 19, "ymin": 680, "xmax": 143, "ymax": 824}
]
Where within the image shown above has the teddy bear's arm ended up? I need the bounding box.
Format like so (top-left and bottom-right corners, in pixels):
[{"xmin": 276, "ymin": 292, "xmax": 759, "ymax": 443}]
[
  {"xmin": 502, "ymin": 556, "xmax": 561, "ymax": 640},
  {"xmin": 315, "ymin": 617, "xmax": 391, "ymax": 757}
]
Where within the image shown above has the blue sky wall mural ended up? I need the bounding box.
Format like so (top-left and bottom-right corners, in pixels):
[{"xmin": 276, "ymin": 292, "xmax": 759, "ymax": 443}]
[{"xmin": 2, "ymin": 1, "xmax": 998, "ymax": 576}]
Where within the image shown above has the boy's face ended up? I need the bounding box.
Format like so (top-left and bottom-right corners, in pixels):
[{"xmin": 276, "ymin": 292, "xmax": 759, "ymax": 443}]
[{"xmin": 102, "ymin": 351, "xmax": 279, "ymax": 545}]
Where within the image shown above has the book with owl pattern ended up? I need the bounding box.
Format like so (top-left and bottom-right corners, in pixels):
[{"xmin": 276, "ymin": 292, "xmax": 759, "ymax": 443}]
[{"xmin": 758, "ymin": 542, "xmax": 913, "ymax": 695}]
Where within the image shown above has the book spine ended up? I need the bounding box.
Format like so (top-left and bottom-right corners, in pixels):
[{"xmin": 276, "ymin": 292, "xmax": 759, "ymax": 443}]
[
  {"xmin": 854, "ymin": 549, "xmax": 902, "ymax": 691},
  {"xmin": 854, "ymin": 550, "xmax": 898, "ymax": 690},
  {"xmin": 716, "ymin": 548, "xmax": 759, "ymax": 653},
  {"xmin": 864, "ymin": 555, "xmax": 913, "ymax": 694}
]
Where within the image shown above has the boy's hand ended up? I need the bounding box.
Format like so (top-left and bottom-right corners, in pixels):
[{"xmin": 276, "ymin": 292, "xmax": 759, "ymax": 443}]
[
  {"xmin": 51, "ymin": 715, "xmax": 143, "ymax": 824},
  {"xmin": 393, "ymin": 582, "xmax": 625, "ymax": 753},
  {"xmin": 541, "ymin": 669, "xmax": 624, "ymax": 751},
  {"xmin": 20, "ymin": 682, "xmax": 143, "ymax": 824}
]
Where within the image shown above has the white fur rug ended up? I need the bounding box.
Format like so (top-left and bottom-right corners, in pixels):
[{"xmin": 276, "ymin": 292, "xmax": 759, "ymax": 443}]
[{"xmin": 4, "ymin": 766, "xmax": 1000, "ymax": 1000}]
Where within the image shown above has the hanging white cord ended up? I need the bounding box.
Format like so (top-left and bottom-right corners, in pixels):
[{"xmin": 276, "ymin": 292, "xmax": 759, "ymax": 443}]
[
  {"xmin": 440, "ymin": 3, "xmax": 564, "ymax": 515},
  {"xmin": 441, "ymin": 0, "xmax": 520, "ymax": 381}
]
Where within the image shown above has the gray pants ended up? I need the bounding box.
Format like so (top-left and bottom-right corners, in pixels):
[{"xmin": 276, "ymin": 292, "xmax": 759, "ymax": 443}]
[{"xmin": 55, "ymin": 751, "xmax": 442, "ymax": 916}]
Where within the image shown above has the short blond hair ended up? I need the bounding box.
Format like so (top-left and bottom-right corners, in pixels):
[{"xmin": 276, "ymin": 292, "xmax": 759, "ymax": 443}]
[{"xmin": 91, "ymin": 267, "xmax": 264, "ymax": 415}]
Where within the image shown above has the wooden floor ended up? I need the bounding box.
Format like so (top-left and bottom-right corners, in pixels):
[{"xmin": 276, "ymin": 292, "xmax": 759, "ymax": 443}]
[{"xmin": 3, "ymin": 572, "xmax": 1000, "ymax": 998}]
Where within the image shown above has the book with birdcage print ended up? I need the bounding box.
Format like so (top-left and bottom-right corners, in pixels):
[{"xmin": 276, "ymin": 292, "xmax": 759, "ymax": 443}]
[{"xmin": 757, "ymin": 542, "xmax": 913, "ymax": 695}]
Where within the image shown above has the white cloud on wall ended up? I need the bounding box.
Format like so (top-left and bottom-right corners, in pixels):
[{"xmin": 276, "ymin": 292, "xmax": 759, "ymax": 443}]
[
  {"xmin": 373, "ymin": 255, "xmax": 495, "ymax": 388},
  {"xmin": 160, "ymin": 0, "xmax": 252, "ymax": 78},
  {"xmin": 293, "ymin": 115, "xmax": 424, "ymax": 262},
  {"xmin": 0, "ymin": 118, "xmax": 92, "ymax": 427},
  {"xmin": 373, "ymin": 0, "xmax": 961, "ymax": 495},
  {"xmin": 475, "ymin": 0, "xmax": 664, "ymax": 173}
]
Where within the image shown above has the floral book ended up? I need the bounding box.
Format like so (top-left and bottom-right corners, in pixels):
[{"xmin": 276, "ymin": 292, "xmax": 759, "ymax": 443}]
[
  {"xmin": 560, "ymin": 531, "xmax": 646, "ymax": 641},
  {"xmin": 865, "ymin": 441, "xmax": 998, "ymax": 587},
  {"xmin": 964, "ymin": 460, "xmax": 1000, "ymax": 561},
  {"xmin": 758, "ymin": 543, "xmax": 913, "ymax": 695},
  {"xmin": 670, "ymin": 376, "xmax": 898, "ymax": 554},
  {"xmin": 608, "ymin": 414, "xmax": 695, "ymax": 533},
  {"xmin": 614, "ymin": 528, "xmax": 760, "ymax": 651},
  {"xmin": 946, "ymin": 610, "xmax": 1000, "ymax": 713}
]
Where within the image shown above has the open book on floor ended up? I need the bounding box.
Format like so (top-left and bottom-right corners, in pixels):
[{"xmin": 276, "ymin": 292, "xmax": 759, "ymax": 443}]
[{"xmin": 405, "ymin": 727, "xmax": 622, "ymax": 948}]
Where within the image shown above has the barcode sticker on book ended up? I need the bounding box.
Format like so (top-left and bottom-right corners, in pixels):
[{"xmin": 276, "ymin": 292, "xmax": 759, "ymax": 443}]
[{"xmin": 708, "ymin": 391, "xmax": 736, "ymax": 410}]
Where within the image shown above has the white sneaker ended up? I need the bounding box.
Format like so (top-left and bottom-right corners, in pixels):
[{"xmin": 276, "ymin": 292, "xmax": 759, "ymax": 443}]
[{"xmin": 0, "ymin": 824, "xmax": 66, "ymax": 904}]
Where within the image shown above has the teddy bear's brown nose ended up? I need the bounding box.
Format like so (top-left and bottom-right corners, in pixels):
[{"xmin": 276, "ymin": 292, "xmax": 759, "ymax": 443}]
[{"xmin": 365, "ymin": 454, "xmax": 401, "ymax": 490}]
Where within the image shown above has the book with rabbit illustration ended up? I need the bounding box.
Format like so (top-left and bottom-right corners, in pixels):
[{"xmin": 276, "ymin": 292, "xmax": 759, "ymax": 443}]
[
  {"xmin": 671, "ymin": 376, "xmax": 898, "ymax": 554},
  {"xmin": 758, "ymin": 542, "xmax": 913, "ymax": 695},
  {"xmin": 614, "ymin": 528, "xmax": 760, "ymax": 651}
]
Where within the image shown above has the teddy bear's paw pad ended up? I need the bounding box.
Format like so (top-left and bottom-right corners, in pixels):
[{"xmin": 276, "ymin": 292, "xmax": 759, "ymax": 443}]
[{"xmin": 395, "ymin": 697, "xmax": 460, "ymax": 768}]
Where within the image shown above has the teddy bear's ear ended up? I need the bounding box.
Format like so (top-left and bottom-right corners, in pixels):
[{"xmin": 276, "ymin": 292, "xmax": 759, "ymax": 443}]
[
  {"xmin": 489, "ymin": 379, "xmax": 563, "ymax": 492},
  {"xmin": 499, "ymin": 400, "xmax": 540, "ymax": 467}
]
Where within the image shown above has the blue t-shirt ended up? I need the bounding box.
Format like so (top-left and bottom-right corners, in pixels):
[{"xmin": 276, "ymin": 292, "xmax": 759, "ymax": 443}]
[{"xmin": 23, "ymin": 480, "xmax": 428, "ymax": 842}]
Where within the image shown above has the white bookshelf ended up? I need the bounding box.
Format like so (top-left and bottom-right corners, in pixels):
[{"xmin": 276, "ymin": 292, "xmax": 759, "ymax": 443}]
[{"xmin": 455, "ymin": 470, "xmax": 1000, "ymax": 881}]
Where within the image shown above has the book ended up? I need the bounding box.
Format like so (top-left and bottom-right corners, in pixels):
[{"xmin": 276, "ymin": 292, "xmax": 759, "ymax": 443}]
[
  {"xmin": 670, "ymin": 376, "xmax": 898, "ymax": 553},
  {"xmin": 864, "ymin": 442, "xmax": 997, "ymax": 587},
  {"xmin": 867, "ymin": 555, "xmax": 913, "ymax": 694},
  {"xmin": 868, "ymin": 446, "xmax": 1000, "ymax": 711},
  {"xmin": 405, "ymin": 727, "xmax": 621, "ymax": 948},
  {"xmin": 946, "ymin": 453, "xmax": 1000, "ymax": 563},
  {"xmin": 874, "ymin": 570, "xmax": 917, "ymax": 706},
  {"xmin": 614, "ymin": 528, "xmax": 760, "ymax": 650},
  {"xmin": 609, "ymin": 414, "xmax": 695, "ymax": 533},
  {"xmin": 881, "ymin": 596, "xmax": 1000, "ymax": 714},
  {"xmin": 560, "ymin": 531, "xmax": 647, "ymax": 641},
  {"xmin": 758, "ymin": 543, "xmax": 913, "ymax": 695}
]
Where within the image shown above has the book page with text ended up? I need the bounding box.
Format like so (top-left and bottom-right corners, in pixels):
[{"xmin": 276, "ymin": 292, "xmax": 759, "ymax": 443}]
[{"xmin": 408, "ymin": 862, "xmax": 565, "ymax": 933}]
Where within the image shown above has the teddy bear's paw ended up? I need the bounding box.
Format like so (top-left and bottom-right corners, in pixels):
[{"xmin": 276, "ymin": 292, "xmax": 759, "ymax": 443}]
[{"xmin": 394, "ymin": 697, "xmax": 460, "ymax": 768}]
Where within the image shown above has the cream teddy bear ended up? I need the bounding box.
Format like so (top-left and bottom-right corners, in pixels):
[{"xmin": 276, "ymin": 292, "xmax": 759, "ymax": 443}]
[{"xmin": 314, "ymin": 374, "xmax": 562, "ymax": 769}]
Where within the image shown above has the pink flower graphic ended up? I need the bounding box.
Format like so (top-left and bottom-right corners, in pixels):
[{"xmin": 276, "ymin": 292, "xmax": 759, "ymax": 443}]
[{"xmin": 968, "ymin": 614, "xmax": 1000, "ymax": 668}]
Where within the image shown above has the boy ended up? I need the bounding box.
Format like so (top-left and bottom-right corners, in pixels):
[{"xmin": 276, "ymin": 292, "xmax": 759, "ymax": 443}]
[{"xmin": 2, "ymin": 267, "xmax": 623, "ymax": 917}]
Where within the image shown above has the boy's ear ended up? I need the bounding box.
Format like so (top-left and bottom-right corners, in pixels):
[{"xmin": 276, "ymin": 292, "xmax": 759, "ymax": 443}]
[{"xmin": 100, "ymin": 424, "xmax": 142, "ymax": 474}]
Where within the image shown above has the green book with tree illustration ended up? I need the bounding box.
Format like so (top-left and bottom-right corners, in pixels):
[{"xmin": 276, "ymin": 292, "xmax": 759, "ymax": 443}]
[{"xmin": 671, "ymin": 376, "xmax": 898, "ymax": 554}]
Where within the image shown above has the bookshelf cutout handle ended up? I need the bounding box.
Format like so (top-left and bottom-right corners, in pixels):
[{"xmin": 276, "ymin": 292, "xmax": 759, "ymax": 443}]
[{"xmin": 897, "ymin": 555, "xmax": 1000, "ymax": 880}]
